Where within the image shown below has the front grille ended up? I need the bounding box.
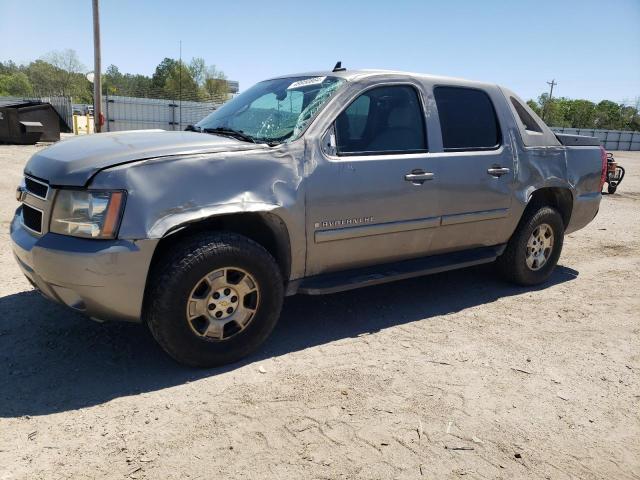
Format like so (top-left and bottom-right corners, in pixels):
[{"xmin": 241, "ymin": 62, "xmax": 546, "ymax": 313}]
[
  {"xmin": 22, "ymin": 204, "xmax": 43, "ymax": 234},
  {"xmin": 24, "ymin": 176, "xmax": 49, "ymax": 199}
]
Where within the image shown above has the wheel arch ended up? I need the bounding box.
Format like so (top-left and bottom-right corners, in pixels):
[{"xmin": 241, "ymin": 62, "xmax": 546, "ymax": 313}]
[
  {"xmin": 146, "ymin": 211, "xmax": 292, "ymax": 290},
  {"xmin": 526, "ymin": 186, "xmax": 574, "ymax": 229}
]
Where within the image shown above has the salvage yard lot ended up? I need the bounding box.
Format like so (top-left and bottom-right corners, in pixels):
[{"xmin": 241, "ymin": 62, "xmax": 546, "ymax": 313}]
[{"xmin": 0, "ymin": 143, "xmax": 638, "ymax": 480}]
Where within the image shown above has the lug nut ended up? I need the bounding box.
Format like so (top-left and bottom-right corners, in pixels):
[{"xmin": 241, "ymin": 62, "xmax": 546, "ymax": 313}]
[
  {"xmin": 213, "ymin": 292, "xmax": 220, "ymax": 299},
  {"xmin": 215, "ymin": 311, "xmax": 223, "ymax": 318},
  {"xmin": 208, "ymin": 304, "xmax": 215, "ymax": 311},
  {"xmin": 231, "ymin": 296, "xmax": 238, "ymax": 303},
  {"xmin": 226, "ymin": 307, "xmax": 233, "ymax": 314},
  {"xmin": 224, "ymin": 288, "xmax": 231, "ymax": 295}
]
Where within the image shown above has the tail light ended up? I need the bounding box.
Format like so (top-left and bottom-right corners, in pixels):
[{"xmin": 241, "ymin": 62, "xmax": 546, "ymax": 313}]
[{"xmin": 599, "ymin": 146, "xmax": 607, "ymax": 191}]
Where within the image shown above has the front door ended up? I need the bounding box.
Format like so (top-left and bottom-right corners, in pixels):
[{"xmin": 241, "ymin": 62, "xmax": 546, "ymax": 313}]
[{"xmin": 305, "ymin": 84, "xmax": 441, "ymax": 276}]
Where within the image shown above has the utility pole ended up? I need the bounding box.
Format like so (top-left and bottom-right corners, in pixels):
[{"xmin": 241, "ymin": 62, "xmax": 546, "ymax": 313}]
[
  {"xmin": 92, "ymin": 0, "xmax": 102, "ymax": 133},
  {"xmin": 542, "ymin": 79, "xmax": 557, "ymax": 121},
  {"xmin": 179, "ymin": 40, "xmax": 182, "ymax": 129}
]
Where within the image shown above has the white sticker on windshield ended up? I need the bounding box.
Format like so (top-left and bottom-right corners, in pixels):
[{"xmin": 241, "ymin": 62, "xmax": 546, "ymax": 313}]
[{"xmin": 287, "ymin": 76, "xmax": 326, "ymax": 90}]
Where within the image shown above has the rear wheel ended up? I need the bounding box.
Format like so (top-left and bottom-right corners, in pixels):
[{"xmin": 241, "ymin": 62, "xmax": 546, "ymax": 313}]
[
  {"xmin": 145, "ymin": 232, "xmax": 283, "ymax": 367},
  {"xmin": 497, "ymin": 205, "xmax": 564, "ymax": 286}
]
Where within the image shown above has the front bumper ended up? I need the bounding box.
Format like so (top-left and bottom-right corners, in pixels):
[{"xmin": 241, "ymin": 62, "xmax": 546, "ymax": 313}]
[{"xmin": 10, "ymin": 212, "xmax": 158, "ymax": 322}]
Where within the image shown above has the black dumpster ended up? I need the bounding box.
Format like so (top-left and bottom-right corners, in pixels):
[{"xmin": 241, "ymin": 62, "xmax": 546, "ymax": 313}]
[{"xmin": 0, "ymin": 100, "xmax": 68, "ymax": 144}]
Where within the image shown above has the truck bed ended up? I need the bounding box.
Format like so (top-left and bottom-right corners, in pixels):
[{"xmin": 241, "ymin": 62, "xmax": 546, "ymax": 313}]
[{"xmin": 555, "ymin": 133, "xmax": 601, "ymax": 147}]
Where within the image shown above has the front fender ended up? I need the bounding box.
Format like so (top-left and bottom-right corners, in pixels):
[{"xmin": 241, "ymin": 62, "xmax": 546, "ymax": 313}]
[
  {"xmin": 149, "ymin": 200, "xmax": 282, "ymax": 238},
  {"xmin": 89, "ymin": 147, "xmax": 308, "ymax": 279}
]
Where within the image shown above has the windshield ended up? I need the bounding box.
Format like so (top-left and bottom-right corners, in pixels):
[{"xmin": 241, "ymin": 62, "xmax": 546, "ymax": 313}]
[{"xmin": 195, "ymin": 76, "xmax": 345, "ymax": 144}]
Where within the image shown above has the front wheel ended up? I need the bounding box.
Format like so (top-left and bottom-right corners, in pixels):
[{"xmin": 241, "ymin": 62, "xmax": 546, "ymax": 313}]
[
  {"xmin": 497, "ymin": 205, "xmax": 564, "ymax": 286},
  {"xmin": 145, "ymin": 232, "xmax": 284, "ymax": 367}
]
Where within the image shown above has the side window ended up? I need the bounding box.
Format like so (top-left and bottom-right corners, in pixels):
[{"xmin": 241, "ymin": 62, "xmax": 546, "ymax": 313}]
[
  {"xmin": 510, "ymin": 97, "xmax": 543, "ymax": 133},
  {"xmin": 335, "ymin": 85, "xmax": 427, "ymax": 155},
  {"xmin": 434, "ymin": 86, "xmax": 500, "ymax": 151}
]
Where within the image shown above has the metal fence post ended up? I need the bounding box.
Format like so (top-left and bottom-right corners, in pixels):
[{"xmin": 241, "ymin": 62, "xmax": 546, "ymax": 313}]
[{"xmin": 105, "ymin": 92, "xmax": 110, "ymax": 132}]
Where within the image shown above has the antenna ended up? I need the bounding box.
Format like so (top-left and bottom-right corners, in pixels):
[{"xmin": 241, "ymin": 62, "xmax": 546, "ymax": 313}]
[{"xmin": 332, "ymin": 61, "xmax": 346, "ymax": 72}]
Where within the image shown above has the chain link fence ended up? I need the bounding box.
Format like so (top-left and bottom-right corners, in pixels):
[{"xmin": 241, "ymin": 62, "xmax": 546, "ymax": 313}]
[{"xmin": 103, "ymin": 94, "xmax": 223, "ymax": 131}]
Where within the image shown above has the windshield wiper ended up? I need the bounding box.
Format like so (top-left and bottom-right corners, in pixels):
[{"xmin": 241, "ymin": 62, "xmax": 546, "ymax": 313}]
[{"xmin": 202, "ymin": 127, "xmax": 257, "ymax": 144}]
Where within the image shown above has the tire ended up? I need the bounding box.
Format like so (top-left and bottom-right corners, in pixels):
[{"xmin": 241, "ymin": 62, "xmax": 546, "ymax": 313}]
[
  {"xmin": 144, "ymin": 232, "xmax": 284, "ymax": 367},
  {"xmin": 607, "ymin": 183, "xmax": 617, "ymax": 194},
  {"xmin": 497, "ymin": 205, "xmax": 564, "ymax": 286}
]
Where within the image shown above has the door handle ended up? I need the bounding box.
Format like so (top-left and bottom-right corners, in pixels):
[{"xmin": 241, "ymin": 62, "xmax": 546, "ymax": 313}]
[
  {"xmin": 487, "ymin": 167, "xmax": 510, "ymax": 177},
  {"xmin": 404, "ymin": 170, "xmax": 434, "ymax": 184}
]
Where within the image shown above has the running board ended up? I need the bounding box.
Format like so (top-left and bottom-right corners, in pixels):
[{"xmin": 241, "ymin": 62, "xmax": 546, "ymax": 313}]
[{"xmin": 297, "ymin": 245, "xmax": 506, "ymax": 295}]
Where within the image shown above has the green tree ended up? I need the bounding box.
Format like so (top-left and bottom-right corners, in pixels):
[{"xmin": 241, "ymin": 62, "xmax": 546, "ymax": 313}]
[
  {"xmin": 24, "ymin": 60, "xmax": 63, "ymax": 95},
  {"xmin": 621, "ymin": 98, "xmax": 640, "ymax": 131},
  {"xmin": 151, "ymin": 57, "xmax": 178, "ymax": 92},
  {"xmin": 594, "ymin": 100, "xmax": 623, "ymax": 130},
  {"xmin": 41, "ymin": 49, "xmax": 90, "ymax": 100},
  {"xmin": 189, "ymin": 57, "xmax": 206, "ymax": 86},
  {"xmin": 163, "ymin": 60, "xmax": 200, "ymax": 100},
  {"xmin": 565, "ymin": 99, "xmax": 596, "ymax": 128},
  {"xmin": 0, "ymin": 60, "xmax": 20, "ymax": 76},
  {"xmin": 537, "ymin": 93, "xmax": 566, "ymax": 127},
  {"xmin": 203, "ymin": 65, "xmax": 229, "ymax": 102},
  {"xmin": 3, "ymin": 53, "xmax": 234, "ymax": 106},
  {"xmin": 103, "ymin": 64, "xmax": 124, "ymax": 94},
  {"xmin": 527, "ymin": 94, "xmax": 639, "ymax": 131},
  {"xmin": 526, "ymin": 99, "xmax": 542, "ymax": 116},
  {"xmin": 102, "ymin": 64, "xmax": 154, "ymax": 97},
  {"xmin": 0, "ymin": 72, "xmax": 33, "ymax": 96},
  {"xmin": 22, "ymin": 50, "xmax": 91, "ymax": 102}
]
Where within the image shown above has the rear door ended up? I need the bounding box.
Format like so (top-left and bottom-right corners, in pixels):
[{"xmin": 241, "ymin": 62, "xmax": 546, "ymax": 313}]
[
  {"xmin": 305, "ymin": 84, "xmax": 441, "ymax": 276},
  {"xmin": 428, "ymin": 86, "xmax": 515, "ymax": 253}
]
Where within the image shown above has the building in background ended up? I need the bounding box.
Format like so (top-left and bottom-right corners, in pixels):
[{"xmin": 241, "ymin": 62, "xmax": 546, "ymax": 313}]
[{"xmin": 226, "ymin": 80, "xmax": 239, "ymax": 94}]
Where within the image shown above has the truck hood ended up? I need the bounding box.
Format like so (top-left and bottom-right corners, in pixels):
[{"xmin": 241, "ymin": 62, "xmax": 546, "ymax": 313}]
[{"xmin": 24, "ymin": 130, "xmax": 268, "ymax": 186}]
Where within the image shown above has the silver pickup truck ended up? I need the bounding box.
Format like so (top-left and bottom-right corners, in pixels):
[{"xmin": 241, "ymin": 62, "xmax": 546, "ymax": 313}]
[{"xmin": 11, "ymin": 68, "xmax": 606, "ymax": 366}]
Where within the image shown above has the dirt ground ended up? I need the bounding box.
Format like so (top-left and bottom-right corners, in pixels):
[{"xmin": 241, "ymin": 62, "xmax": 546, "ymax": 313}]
[{"xmin": 0, "ymin": 142, "xmax": 638, "ymax": 480}]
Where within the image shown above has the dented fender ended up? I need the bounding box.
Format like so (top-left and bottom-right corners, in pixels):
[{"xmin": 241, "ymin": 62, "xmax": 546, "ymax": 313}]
[{"xmin": 89, "ymin": 142, "xmax": 309, "ymax": 280}]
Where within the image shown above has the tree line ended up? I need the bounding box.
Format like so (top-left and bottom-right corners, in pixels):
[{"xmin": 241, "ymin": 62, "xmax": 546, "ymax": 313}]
[
  {"xmin": 526, "ymin": 94, "xmax": 639, "ymax": 131},
  {"xmin": 0, "ymin": 49, "xmax": 230, "ymax": 104}
]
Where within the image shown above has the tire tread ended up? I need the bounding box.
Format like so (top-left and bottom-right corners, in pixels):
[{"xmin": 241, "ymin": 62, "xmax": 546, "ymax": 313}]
[{"xmin": 144, "ymin": 231, "xmax": 283, "ymax": 367}]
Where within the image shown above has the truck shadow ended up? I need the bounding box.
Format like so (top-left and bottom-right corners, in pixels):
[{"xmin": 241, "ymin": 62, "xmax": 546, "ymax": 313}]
[{"xmin": 0, "ymin": 264, "xmax": 578, "ymax": 418}]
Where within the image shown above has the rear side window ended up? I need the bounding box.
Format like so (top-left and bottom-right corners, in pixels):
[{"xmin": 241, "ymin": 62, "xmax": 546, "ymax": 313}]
[
  {"xmin": 510, "ymin": 97, "xmax": 543, "ymax": 133},
  {"xmin": 434, "ymin": 86, "xmax": 500, "ymax": 151},
  {"xmin": 335, "ymin": 85, "xmax": 427, "ymax": 155}
]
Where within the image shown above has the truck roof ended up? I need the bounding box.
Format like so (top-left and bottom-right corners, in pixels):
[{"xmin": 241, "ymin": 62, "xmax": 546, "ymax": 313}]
[{"xmin": 267, "ymin": 69, "xmax": 498, "ymax": 90}]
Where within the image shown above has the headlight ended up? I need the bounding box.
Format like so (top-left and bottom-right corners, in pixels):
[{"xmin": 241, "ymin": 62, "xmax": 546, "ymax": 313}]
[{"xmin": 50, "ymin": 190, "xmax": 126, "ymax": 239}]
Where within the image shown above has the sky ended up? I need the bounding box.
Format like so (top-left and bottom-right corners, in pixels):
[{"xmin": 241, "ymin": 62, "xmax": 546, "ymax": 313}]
[{"xmin": 1, "ymin": 0, "xmax": 638, "ymax": 103}]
